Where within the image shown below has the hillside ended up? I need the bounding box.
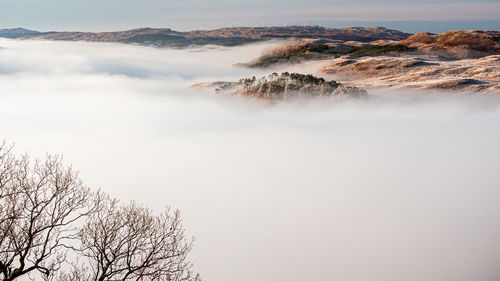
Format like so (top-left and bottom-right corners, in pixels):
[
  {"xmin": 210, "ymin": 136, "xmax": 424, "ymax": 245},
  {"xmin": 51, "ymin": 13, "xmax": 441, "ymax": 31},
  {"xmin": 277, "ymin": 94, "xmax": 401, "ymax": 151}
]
[
  {"xmin": 242, "ymin": 30, "xmax": 500, "ymax": 68},
  {"xmin": 243, "ymin": 38, "xmax": 412, "ymax": 67},
  {"xmin": 320, "ymin": 55, "xmax": 500, "ymax": 92}
]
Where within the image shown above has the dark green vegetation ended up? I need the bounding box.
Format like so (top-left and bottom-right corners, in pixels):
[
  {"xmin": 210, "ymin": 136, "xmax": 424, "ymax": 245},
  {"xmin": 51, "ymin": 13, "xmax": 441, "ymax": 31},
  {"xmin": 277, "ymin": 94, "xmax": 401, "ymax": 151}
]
[
  {"xmin": 214, "ymin": 72, "xmax": 367, "ymax": 100},
  {"xmin": 248, "ymin": 52, "xmax": 330, "ymax": 68},
  {"xmin": 347, "ymin": 44, "xmax": 414, "ymax": 58}
]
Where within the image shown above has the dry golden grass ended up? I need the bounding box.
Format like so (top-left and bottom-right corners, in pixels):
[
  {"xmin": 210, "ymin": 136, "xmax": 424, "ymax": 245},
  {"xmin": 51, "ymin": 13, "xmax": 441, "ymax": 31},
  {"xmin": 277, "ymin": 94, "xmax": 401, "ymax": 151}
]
[{"xmin": 401, "ymin": 30, "xmax": 500, "ymax": 55}]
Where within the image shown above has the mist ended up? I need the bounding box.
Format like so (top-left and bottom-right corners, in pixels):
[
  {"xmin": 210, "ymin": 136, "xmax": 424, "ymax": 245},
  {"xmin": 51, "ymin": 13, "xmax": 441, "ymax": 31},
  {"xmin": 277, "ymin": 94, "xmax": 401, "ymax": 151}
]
[{"xmin": 1, "ymin": 39, "xmax": 500, "ymax": 281}]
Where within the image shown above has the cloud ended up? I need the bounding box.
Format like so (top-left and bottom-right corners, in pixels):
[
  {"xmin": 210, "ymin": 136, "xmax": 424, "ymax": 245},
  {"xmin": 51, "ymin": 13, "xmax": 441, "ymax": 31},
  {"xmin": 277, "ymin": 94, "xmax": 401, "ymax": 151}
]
[{"xmin": 1, "ymin": 39, "xmax": 500, "ymax": 281}]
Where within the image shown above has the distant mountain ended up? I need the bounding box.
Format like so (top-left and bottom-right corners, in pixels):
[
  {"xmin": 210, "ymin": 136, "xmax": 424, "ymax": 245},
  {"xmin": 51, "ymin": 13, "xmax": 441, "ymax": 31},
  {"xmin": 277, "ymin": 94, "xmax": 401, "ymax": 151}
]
[
  {"xmin": 188, "ymin": 26, "xmax": 410, "ymax": 42},
  {"xmin": 0, "ymin": 28, "xmax": 41, "ymax": 38},
  {"xmin": 9, "ymin": 26, "xmax": 411, "ymax": 47}
]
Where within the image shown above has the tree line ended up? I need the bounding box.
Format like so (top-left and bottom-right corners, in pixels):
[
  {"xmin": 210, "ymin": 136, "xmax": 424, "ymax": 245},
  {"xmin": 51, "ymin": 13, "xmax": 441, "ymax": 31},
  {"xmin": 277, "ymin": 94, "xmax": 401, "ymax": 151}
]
[{"xmin": 0, "ymin": 141, "xmax": 200, "ymax": 281}]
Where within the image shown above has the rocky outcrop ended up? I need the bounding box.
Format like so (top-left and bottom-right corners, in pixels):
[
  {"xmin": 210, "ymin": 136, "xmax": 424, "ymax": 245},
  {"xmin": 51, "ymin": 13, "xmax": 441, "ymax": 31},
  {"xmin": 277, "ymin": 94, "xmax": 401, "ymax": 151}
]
[
  {"xmin": 320, "ymin": 55, "xmax": 500, "ymax": 93},
  {"xmin": 209, "ymin": 73, "xmax": 367, "ymax": 100}
]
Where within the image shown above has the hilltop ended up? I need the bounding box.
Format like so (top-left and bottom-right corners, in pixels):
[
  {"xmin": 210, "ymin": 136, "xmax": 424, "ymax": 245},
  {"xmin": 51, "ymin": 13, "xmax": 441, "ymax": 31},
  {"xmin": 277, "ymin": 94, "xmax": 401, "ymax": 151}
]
[
  {"xmin": 399, "ymin": 30, "xmax": 500, "ymax": 58},
  {"xmin": 196, "ymin": 72, "xmax": 367, "ymax": 101},
  {"xmin": 0, "ymin": 28, "xmax": 41, "ymax": 38}
]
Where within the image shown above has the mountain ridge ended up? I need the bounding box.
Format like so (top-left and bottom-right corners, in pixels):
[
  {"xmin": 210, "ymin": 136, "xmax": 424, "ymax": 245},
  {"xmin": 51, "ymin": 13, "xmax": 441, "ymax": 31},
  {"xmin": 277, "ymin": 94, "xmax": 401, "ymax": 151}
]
[{"xmin": 0, "ymin": 26, "xmax": 411, "ymax": 47}]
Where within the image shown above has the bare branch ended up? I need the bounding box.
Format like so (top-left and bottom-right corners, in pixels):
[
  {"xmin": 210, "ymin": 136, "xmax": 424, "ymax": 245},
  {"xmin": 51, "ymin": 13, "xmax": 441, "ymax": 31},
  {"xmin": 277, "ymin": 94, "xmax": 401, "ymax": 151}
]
[{"xmin": 0, "ymin": 142, "xmax": 93, "ymax": 281}]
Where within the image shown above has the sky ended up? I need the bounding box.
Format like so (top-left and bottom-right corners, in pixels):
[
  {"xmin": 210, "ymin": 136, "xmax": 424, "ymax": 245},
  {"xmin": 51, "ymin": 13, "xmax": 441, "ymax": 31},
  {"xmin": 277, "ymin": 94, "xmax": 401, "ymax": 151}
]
[
  {"xmin": 1, "ymin": 0, "xmax": 499, "ymax": 32},
  {"xmin": 2, "ymin": 38, "xmax": 500, "ymax": 281}
]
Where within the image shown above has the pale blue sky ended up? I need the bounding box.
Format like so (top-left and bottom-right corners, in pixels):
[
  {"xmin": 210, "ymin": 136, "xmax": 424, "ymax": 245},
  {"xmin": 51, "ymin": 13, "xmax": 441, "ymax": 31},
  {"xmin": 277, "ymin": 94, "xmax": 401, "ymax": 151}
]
[{"xmin": 1, "ymin": 0, "xmax": 499, "ymax": 32}]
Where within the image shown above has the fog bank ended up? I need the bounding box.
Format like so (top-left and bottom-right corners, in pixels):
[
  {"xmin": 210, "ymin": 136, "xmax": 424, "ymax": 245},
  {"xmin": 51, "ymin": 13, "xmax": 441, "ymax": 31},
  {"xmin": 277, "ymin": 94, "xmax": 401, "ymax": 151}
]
[{"xmin": 1, "ymin": 39, "xmax": 500, "ymax": 281}]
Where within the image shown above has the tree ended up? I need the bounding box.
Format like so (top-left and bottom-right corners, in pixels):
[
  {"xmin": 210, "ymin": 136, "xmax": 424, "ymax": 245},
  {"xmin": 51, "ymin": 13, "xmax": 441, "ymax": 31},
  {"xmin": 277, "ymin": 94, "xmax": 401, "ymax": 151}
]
[
  {"xmin": 0, "ymin": 142, "xmax": 93, "ymax": 281},
  {"xmin": 0, "ymin": 142, "xmax": 199, "ymax": 281},
  {"xmin": 74, "ymin": 194, "xmax": 199, "ymax": 281}
]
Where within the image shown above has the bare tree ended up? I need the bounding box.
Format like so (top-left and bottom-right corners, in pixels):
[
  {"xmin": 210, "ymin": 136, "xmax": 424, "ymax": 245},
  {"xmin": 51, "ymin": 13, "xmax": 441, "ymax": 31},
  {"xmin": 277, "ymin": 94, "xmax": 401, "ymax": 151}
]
[
  {"xmin": 0, "ymin": 143, "xmax": 92, "ymax": 281},
  {"xmin": 74, "ymin": 194, "xmax": 199, "ymax": 281},
  {"xmin": 0, "ymin": 142, "xmax": 199, "ymax": 281}
]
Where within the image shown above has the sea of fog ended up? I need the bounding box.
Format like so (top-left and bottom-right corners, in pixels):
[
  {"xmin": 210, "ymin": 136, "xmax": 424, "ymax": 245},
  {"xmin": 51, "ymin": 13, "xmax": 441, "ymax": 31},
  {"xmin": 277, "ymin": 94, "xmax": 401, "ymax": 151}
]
[{"xmin": 1, "ymin": 39, "xmax": 500, "ymax": 281}]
